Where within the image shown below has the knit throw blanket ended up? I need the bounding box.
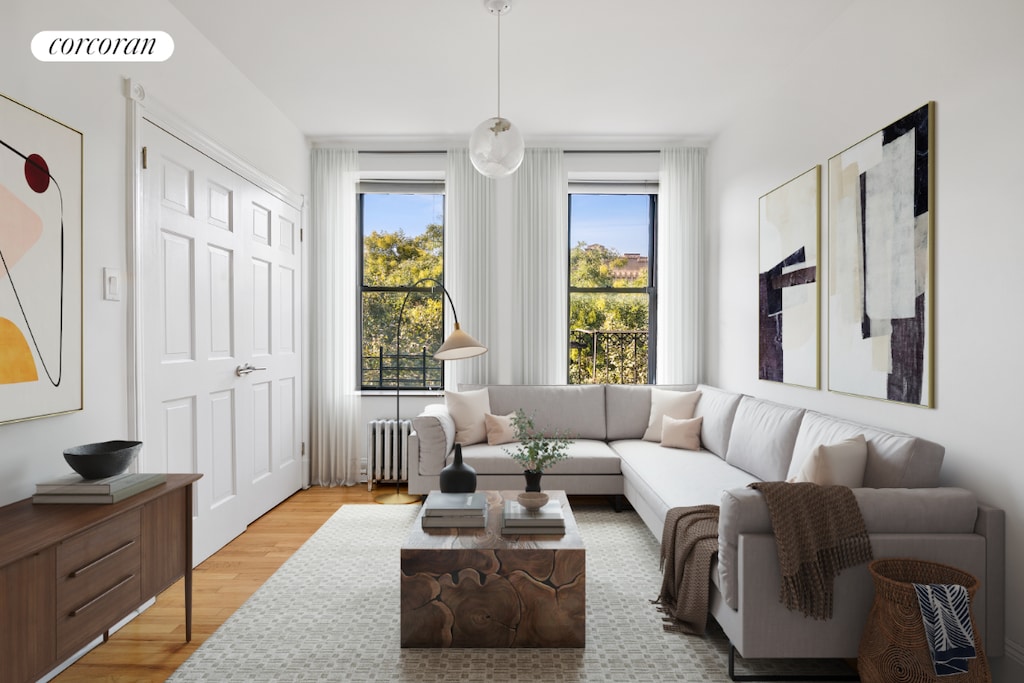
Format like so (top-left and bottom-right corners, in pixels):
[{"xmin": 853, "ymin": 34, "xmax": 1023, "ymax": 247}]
[
  {"xmin": 748, "ymin": 481, "xmax": 873, "ymax": 620},
  {"xmin": 654, "ymin": 504, "xmax": 720, "ymax": 635}
]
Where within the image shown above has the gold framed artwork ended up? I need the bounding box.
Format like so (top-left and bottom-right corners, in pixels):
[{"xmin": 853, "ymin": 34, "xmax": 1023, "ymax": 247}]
[
  {"xmin": 827, "ymin": 102, "xmax": 934, "ymax": 407},
  {"xmin": 758, "ymin": 166, "xmax": 820, "ymax": 389},
  {"xmin": 0, "ymin": 92, "xmax": 83, "ymax": 423}
]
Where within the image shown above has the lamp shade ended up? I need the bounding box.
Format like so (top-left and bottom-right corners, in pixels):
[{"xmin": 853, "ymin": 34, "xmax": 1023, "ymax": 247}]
[
  {"xmin": 469, "ymin": 116, "xmax": 525, "ymax": 178},
  {"xmin": 434, "ymin": 322, "xmax": 488, "ymax": 360}
]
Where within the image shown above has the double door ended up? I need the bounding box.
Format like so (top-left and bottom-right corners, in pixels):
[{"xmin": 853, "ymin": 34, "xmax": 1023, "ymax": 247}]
[{"xmin": 141, "ymin": 121, "xmax": 302, "ymax": 563}]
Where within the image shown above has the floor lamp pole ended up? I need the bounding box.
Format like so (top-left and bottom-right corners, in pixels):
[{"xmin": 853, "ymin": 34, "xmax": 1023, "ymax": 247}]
[{"xmin": 374, "ymin": 277, "xmax": 487, "ymax": 505}]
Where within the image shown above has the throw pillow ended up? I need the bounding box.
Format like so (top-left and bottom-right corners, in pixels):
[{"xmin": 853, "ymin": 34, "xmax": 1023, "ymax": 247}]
[
  {"xmin": 661, "ymin": 415, "xmax": 703, "ymax": 451},
  {"xmin": 445, "ymin": 388, "xmax": 491, "ymax": 445},
  {"xmin": 484, "ymin": 412, "xmax": 517, "ymax": 446},
  {"xmin": 643, "ymin": 388, "xmax": 702, "ymax": 441},
  {"xmin": 790, "ymin": 434, "xmax": 868, "ymax": 487}
]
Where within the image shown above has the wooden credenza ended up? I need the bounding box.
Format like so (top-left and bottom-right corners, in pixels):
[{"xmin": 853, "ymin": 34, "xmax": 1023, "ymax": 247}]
[{"xmin": 0, "ymin": 473, "xmax": 201, "ymax": 683}]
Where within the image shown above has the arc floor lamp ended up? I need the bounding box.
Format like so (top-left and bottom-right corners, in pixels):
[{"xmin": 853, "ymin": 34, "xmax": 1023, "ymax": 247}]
[{"xmin": 375, "ymin": 277, "xmax": 487, "ymax": 504}]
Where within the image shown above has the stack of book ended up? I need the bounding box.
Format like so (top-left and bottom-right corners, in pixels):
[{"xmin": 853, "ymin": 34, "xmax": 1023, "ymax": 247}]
[
  {"xmin": 421, "ymin": 491, "xmax": 488, "ymax": 528},
  {"xmin": 501, "ymin": 498, "xmax": 565, "ymax": 535},
  {"xmin": 32, "ymin": 472, "xmax": 167, "ymax": 504}
]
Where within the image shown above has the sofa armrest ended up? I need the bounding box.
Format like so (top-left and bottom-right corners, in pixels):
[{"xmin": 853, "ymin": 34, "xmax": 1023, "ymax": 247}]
[
  {"xmin": 974, "ymin": 502, "xmax": 1005, "ymax": 657},
  {"xmin": 717, "ymin": 486, "xmax": 981, "ymax": 611},
  {"xmin": 410, "ymin": 404, "xmax": 454, "ymax": 476}
]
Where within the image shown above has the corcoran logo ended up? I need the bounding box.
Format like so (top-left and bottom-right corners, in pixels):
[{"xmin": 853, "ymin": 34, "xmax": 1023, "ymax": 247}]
[{"xmin": 31, "ymin": 31, "xmax": 174, "ymax": 62}]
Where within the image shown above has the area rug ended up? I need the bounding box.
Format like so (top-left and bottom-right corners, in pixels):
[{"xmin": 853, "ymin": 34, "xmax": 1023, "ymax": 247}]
[{"xmin": 169, "ymin": 504, "xmax": 853, "ymax": 682}]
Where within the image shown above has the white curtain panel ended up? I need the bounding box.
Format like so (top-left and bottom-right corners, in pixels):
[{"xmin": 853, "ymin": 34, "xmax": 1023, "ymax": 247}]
[
  {"xmin": 657, "ymin": 147, "xmax": 705, "ymax": 384},
  {"xmin": 514, "ymin": 148, "xmax": 567, "ymax": 384},
  {"xmin": 444, "ymin": 149, "xmax": 496, "ymax": 388},
  {"xmin": 310, "ymin": 148, "xmax": 361, "ymax": 486}
]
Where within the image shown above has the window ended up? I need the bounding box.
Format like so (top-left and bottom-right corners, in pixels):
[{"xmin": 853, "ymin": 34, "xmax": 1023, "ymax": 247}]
[
  {"xmin": 360, "ymin": 190, "xmax": 445, "ymax": 390},
  {"xmin": 568, "ymin": 193, "xmax": 656, "ymax": 385}
]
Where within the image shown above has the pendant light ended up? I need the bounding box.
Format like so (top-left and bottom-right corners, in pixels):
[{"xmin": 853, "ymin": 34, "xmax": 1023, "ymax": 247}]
[{"xmin": 468, "ymin": 0, "xmax": 525, "ymax": 178}]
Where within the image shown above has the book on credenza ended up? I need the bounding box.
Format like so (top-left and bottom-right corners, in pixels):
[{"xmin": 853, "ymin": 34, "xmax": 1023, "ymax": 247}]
[
  {"xmin": 421, "ymin": 513, "xmax": 488, "ymax": 529},
  {"xmin": 422, "ymin": 491, "xmax": 488, "ymax": 516},
  {"xmin": 503, "ymin": 499, "xmax": 565, "ymax": 526},
  {"xmin": 32, "ymin": 473, "xmax": 167, "ymax": 504},
  {"xmin": 35, "ymin": 471, "xmax": 167, "ymax": 494}
]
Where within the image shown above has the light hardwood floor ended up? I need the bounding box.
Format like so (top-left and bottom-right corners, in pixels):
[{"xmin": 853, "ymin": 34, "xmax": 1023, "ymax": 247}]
[{"xmin": 53, "ymin": 484, "xmax": 381, "ymax": 683}]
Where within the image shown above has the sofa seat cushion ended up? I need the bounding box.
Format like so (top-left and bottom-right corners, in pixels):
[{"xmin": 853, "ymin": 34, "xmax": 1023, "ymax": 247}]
[
  {"xmin": 460, "ymin": 439, "xmax": 621, "ymax": 476},
  {"xmin": 614, "ymin": 438, "xmax": 760, "ymax": 516}
]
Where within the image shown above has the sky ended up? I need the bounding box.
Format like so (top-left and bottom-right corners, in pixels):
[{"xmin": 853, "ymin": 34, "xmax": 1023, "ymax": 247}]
[{"xmin": 363, "ymin": 192, "xmax": 651, "ymax": 256}]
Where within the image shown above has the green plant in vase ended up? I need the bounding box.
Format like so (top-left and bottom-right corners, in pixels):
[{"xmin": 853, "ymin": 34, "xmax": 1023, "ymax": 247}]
[{"xmin": 504, "ymin": 409, "xmax": 572, "ymax": 492}]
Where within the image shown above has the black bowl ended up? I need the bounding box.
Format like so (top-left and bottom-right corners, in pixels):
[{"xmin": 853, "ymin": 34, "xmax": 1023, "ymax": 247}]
[{"xmin": 63, "ymin": 440, "xmax": 143, "ymax": 479}]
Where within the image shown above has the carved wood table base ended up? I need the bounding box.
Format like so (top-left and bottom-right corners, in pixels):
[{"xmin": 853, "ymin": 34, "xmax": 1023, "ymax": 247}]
[{"xmin": 400, "ymin": 490, "xmax": 585, "ymax": 648}]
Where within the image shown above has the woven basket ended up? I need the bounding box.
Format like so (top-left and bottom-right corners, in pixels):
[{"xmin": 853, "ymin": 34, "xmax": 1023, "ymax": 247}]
[{"xmin": 858, "ymin": 558, "xmax": 990, "ymax": 683}]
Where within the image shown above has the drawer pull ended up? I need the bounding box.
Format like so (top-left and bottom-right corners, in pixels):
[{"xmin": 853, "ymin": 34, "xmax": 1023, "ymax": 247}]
[
  {"xmin": 69, "ymin": 539, "xmax": 136, "ymax": 577},
  {"xmin": 69, "ymin": 574, "xmax": 135, "ymax": 617}
]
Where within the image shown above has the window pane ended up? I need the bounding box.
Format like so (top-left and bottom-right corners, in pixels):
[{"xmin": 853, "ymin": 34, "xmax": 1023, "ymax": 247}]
[
  {"xmin": 569, "ymin": 194, "xmax": 650, "ymax": 288},
  {"xmin": 362, "ymin": 193, "xmax": 443, "ymax": 287},
  {"xmin": 569, "ymin": 293, "xmax": 649, "ymax": 385},
  {"xmin": 361, "ymin": 290, "xmax": 444, "ymax": 389}
]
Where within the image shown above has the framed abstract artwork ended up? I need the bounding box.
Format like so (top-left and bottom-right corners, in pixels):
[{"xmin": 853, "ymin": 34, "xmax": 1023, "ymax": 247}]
[
  {"xmin": 758, "ymin": 166, "xmax": 820, "ymax": 389},
  {"xmin": 0, "ymin": 93, "xmax": 83, "ymax": 423},
  {"xmin": 827, "ymin": 102, "xmax": 934, "ymax": 407}
]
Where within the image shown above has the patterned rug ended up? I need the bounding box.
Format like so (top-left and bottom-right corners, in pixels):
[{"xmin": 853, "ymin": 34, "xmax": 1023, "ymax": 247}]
[{"xmin": 169, "ymin": 504, "xmax": 854, "ymax": 682}]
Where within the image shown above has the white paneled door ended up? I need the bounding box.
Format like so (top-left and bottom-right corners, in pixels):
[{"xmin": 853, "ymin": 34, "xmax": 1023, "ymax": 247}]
[{"xmin": 141, "ymin": 121, "xmax": 302, "ymax": 564}]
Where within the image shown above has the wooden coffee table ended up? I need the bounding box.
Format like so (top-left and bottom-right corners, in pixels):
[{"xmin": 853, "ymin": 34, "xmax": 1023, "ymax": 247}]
[{"xmin": 400, "ymin": 490, "xmax": 585, "ymax": 648}]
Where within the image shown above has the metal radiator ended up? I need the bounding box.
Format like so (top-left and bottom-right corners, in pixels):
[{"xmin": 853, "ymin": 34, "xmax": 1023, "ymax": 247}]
[{"xmin": 366, "ymin": 419, "xmax": 411, "ymax": 491}]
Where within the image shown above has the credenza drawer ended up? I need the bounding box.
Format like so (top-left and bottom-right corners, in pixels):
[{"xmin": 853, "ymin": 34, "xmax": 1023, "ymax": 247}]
[{"xmin": 55, "ymin": 510, "xmax": 143, "ymax": 658}]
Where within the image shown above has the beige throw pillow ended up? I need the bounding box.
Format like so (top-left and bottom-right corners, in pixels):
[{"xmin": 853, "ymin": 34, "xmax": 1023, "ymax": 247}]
[
  {"xmin": 484, "ymin": 412, "xmax": 517, "ymax": 445},
  {"xmin": 643, "ymin": 388, "xmax": 702, "ymax": 441},
  {"xmin": 791, "ymin": 434, "xmax": 868, "ymax": 487},
  {"xmin": 445, "ymin": 388, "xmax": 491, "ymax": 445},
  {"xmin": 661, "ymin": 415, "xmax": 703, "ymax": 451}
]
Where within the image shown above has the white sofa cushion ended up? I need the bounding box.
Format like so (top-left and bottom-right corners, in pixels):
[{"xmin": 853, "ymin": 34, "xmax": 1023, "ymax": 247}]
[
  {"xmin": 446, "ymin": 388, "xmax": 491, "ymax": 445},
  {"xmin": 605, "ymin": 384, "xmax": 698, "ymax": 440},
  {"xmin": 661, "ymin": 416, "xmax": 703, "ymax": 451},
  {"xmin": 460, "ymin": 439, "xmax": 621, "ymax": 475},
  {"xmin": 484, "ymin": 412, "xmax": 517, "ymax": 445},
  {"xmin": 791, "ymin": 434, "xmax": 868, "ymax": 487},
  {"xmin": 693, "ymin": 385, "xmax": 744, "ymax": 458},
  {"xmin": 463, "ymin": 384, "xmax": 607, "ymax": 440},
  {"xmin": 725, "ymin": 396, "xmax": 804, "ymax": 482},
  {"xmin": 787, "ymin": 410, "xmax": 944, "ymax": 488},
  {"xmin": 643, "ymin": 389, "xmax": 701, "ymax": 441}
]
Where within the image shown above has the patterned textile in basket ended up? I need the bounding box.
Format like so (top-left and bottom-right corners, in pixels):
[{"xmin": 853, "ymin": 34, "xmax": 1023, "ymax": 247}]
[{"xmin": 858, "ymin": 558, "xmax": 991, "ymax": 683}]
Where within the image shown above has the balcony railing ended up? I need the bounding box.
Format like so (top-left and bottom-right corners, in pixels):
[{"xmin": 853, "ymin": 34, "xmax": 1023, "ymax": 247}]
[
  {"xmin": 362, "ymin": 347, "xmax": 443, "ymax": 390},
  {"xmin": 570, "ymin": 329, "xmax": 649, "ymax": 385}
]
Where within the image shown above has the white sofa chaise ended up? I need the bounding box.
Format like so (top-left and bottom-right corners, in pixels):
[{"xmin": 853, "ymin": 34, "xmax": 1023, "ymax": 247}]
[{"xmin": 406, "ymin": 383, "xmax": 1005, "ymax": 662}]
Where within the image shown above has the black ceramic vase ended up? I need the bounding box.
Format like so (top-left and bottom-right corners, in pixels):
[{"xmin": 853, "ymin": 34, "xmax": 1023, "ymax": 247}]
[
  {"xmin": 439, "ymin": 443, "xmax": 477, "ymax": 493},
  {"xmin": 523, "ymin": 469, "xmax": 543, "ymax": 492}
]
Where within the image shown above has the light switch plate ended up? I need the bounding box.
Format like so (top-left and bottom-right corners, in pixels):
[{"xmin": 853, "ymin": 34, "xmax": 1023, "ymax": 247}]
[{"xmin": 103, "ymin": 267, "xmax": 121, "ymax": 301}]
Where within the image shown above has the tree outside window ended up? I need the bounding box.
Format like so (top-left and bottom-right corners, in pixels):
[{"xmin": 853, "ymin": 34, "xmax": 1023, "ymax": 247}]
[
  {"xmin": 360, "ymin": 192, "xmax": 444, "ymax": 390},
  {"xmin": 568, "ymin": 193, "xmax": 656, "ymax": 385}
]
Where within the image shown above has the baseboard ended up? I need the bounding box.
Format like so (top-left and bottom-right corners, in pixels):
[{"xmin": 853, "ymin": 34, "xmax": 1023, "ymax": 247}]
[{"xmin": 1004, "ymin": 637, "xmax": 1024, "ymax": 667}]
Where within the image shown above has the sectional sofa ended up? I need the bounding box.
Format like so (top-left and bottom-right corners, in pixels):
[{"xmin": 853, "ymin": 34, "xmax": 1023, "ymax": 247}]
[{"xmin": 407, "ymin": 383, "xmax": 1005, "ymax": 662}]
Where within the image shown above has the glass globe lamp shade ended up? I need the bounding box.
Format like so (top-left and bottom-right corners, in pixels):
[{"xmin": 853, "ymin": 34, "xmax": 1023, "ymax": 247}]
[{"xmin": 468, "ymin": 116, "xmax": 525, "ymax": 178}]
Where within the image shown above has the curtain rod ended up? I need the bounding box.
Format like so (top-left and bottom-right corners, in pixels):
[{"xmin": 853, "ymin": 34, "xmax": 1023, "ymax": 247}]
[{"xmin": 354, "ymin": 149, "xmax": 662, "ymax": 155}]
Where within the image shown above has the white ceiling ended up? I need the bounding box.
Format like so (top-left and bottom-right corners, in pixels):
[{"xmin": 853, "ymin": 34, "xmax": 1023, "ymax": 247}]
[{"xmin": 168, "ymin": 0, "xmax": 854, "ymax": 145}]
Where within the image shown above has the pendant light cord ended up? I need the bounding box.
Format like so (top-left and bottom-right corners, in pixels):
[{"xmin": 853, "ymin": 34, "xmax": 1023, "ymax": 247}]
[{"xmin": 496, "ymin": 12, "xmax": 502, "ymax": 119}]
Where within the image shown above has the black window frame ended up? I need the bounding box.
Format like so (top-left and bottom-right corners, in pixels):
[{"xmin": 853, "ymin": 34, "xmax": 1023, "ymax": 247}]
[
  {"xmin": 358, "ymin": 188, "xmax": 446, "ymax": 392},
  {"xmin": 567, "ymin": 192, "xmax": 658, "ymax": 385}
]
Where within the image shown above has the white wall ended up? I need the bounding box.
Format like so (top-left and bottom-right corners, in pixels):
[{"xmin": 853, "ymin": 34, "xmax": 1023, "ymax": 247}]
[
  {"xmin": 0, "ymin": 1, "xmax": 308, "ymax": 505},
  {"xmin": 706, "ymin": 0, "xmax": 1023, "ymax": 676}
]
